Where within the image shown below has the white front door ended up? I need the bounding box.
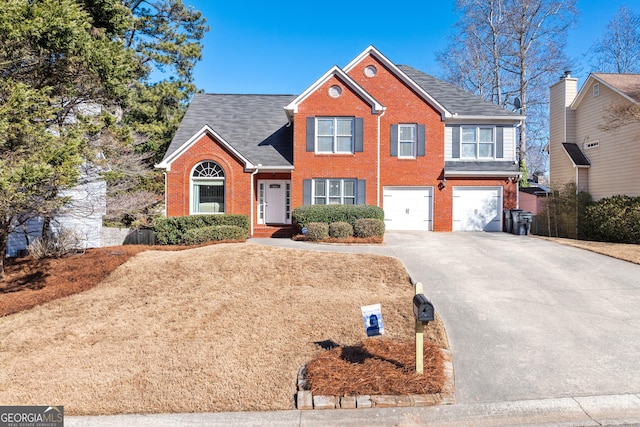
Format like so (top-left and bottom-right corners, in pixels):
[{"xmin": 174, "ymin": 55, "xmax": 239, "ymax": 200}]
[{"xmin": 264, "ymin": 180, "xmax": 289, "ymax": 224}]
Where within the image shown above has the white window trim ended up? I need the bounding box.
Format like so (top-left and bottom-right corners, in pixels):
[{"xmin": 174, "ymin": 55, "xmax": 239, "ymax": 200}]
[
  {"xmin": 398, "ymin": 124, "xmax": 417, "ymax": 158},
  {"xmin": 460, "ymin": 126, "xmax": 496, "ymax": 160},
  {"xmin": 312, "ymin": 178, "xmax": 356, "ymax": 205},
  {"xmin": 315, "ymin": 117, "xmax": 354, "ymax": 154},
  {"xmin": 190, "ymin": 161, "xmax": 226, "ymax": 215}
]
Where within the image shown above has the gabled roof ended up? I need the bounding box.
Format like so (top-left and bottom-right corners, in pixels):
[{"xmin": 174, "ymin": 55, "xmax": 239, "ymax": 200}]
[
  {"xmin": 562, "ymin": 143, "xmax": 591, "ymax": 168},
  {"xmin": 572, "ymin": 73, "xmax": 640, "ymax": 109},
  {"xmin": 399, "ymin": 65, "xmax": 524, "ymax": 120},
  {"xmin": 344, "ymin": 45, "xmax": 451, "ymax": 118},
  {"xmin": 284, "ymin": 65, "xmax": 385, "ymax": 117},
  {"xmin": 158, "ymin": 94, "xmax": 296, "ymax": 170}
]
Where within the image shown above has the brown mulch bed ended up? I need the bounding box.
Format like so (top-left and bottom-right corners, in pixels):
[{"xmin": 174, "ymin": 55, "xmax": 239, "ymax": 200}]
[{"xmin": 306, "ymin": 338, "xmax": 445, "ymax": 396}]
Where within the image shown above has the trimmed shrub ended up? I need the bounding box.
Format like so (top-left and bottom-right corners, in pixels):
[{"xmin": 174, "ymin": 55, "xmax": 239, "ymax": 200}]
[
  {"xmin": 182, "ymin": 225, "xmax": 246, "ymax": 245},
  {"xmin": 354, "ymin": 218, "xmax": 385, "ymax": 238},
  {"xmin": 305, "ymin": 222, "xmax": 329, "ymax": 241},
  {"xmin": 154, "ymin": 214, "xmax": 249, "ymax": 245},
  {"xmin": 292, "ymin": 205, "xmax": 384, "ymax": 232},
  {"xmin": 329, "ymin": 221, "xmax": 354, "ymax": 238},
  {"xmin": 581, "ymin": 195, "xmax": 640, "ymax": 243}
]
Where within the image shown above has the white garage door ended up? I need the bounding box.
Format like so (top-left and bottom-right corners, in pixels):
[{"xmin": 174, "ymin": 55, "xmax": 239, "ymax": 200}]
[
  {"xmin": 453, "ymin": 187, "xmax": 502, "ymax": 231},
  {"xmin": 383, "ymin": 187, "xmax": 433, "ymax": 231}
]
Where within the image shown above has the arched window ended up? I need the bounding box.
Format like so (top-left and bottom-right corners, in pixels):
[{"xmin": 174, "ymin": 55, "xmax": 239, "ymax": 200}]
[{"xmin": 192, "ymin": 161, "xmax": 225, "ymax": 213}]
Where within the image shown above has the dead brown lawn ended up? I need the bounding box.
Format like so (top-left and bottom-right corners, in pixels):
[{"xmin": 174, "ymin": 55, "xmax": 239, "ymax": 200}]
[
  {"xmin": 538, "ymin": 236, "xmax": 640, "ymax": 265},
  {"xmin": 0, "ymin": 243, "xmax": 447, "ymax": 415}
]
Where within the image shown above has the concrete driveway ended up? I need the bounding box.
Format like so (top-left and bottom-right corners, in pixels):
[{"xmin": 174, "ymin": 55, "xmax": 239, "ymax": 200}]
[{"xmin": 384, "ymin": 231, "xmax": 640, "ymax": 404}]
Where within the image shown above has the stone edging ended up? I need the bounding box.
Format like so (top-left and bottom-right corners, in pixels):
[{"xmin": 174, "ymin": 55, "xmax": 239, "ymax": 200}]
[{"xmin": 296, "ymin": 348, "xmax": 455, "ymax": 410}]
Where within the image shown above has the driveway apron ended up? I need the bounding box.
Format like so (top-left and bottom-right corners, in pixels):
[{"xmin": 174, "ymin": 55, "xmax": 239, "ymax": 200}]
[{"xmin": 383, "ymin": 231, "xmax": 640, "ymax": 404}]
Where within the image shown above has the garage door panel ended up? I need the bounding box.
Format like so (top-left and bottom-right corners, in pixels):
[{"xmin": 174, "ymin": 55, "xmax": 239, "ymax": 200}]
[
  {"xmin": 383, "ymin": 187, "xmax": 433, "ymax": 231},
  {"xmin": 453, "ymin": 187, "xmax": 502, "ymax": 232}
]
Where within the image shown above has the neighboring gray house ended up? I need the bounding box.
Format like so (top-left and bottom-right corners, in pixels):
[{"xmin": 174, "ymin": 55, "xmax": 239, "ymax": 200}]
[{"xmin": 6, "ymin": 166, "xmax": 106, "ymax": 257}]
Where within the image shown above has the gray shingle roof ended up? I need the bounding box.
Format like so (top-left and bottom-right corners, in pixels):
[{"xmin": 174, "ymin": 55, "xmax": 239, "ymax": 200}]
[
  {"xmin": 162, "ymin": 93, "xmax": 296, "ymax": 167},
  {"xmin": 397, "ymin": 65, "xmax": 522, "ymax": 118}
]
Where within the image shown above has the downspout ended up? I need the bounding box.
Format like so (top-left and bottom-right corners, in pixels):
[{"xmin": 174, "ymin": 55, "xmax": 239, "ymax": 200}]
[
  {"xmin": 377, "ymin": 109, "xmax": 386, "ymax": 207},
  {"xmin": 163, "ymin": 171, "xmax": 168, "ymax": 216},
  {"xmin": 250, "ymin": 165, "xmax": 261, "ymax": 237}
]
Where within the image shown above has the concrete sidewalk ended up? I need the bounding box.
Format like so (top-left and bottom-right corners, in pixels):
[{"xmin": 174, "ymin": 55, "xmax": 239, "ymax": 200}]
[{"xmin": 66, "ymin": 393, "xmax": 640, "ymax": 426}]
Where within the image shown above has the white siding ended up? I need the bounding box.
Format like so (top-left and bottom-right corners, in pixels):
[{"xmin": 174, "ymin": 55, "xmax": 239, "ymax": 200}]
[{"xmin": 6, "ymin": 180, "xmax": 106, "ymax": 257}]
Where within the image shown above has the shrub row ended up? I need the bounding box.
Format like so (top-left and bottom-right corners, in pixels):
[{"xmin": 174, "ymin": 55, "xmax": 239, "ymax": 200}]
[
  {"xmin": 183, "ymin": 225, "xmax": 247, "ymax": 245},
  {"xmin": 304, "ymin": 218, "xmax": 385, "ymax": 241},
  {"xmin": 153, "ymin": 214, "xmax": 249, "ymax": 245},
  {"xmin": 581, "ymin": 195, "xmax": 640, "ymax": 243},
  {"xmin": 292, "ymin": 204, "xmax": 384, "ymax": 232}
]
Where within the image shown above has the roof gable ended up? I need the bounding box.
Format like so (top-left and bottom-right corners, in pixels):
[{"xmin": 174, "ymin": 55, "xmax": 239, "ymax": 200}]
[
  {"xmin": 572, "ymin": 73, "xmax": 640, "ymax": 109},
  {"xmin": 344, "ymin": 46, "xmax": 451, "ymax": 118},
  {"xmin": 284, "ymin": 66, "xmax": 384, "ymax": 117}
]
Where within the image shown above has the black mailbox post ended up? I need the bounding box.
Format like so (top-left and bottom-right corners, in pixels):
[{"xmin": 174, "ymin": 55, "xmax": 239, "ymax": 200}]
[{"xmin": 413, "ymin": 293, "xmax": 434, "ymax": 323}]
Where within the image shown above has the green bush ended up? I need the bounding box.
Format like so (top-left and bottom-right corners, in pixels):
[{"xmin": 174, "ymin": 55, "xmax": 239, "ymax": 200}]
[
  {"xmin": 305, "ymin": 222, "xmax": 329, "ymax": 241},
  {"xmin": 292, "ymin": 205, "xmax": 384, "ymax": 232},
  {"xmin": 182, "ymin": 225, "xmax": 246, "ymax": 245},
  {"xmin": 153, "ymin": 214, "xmax": 249, "ymax": 245},
  {"xmin": 581, "ymin": 195, "xmax": 640, "ymax": 243},
  {"xmin": 329, "ymin": 221, "xmax": 354, "ymax": 238},
  {"xmin": 354, "ymin": 218, "xmax": 385, "ymax": 238}
]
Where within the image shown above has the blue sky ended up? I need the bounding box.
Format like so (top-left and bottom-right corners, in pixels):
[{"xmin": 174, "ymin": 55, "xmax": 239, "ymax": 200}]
[{"xmin": 183, "ymin": 1, "xmax": 640, "ymax": 95}]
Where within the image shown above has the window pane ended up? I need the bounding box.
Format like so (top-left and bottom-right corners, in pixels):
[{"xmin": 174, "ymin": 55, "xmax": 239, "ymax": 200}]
[
  {"xmin": 461, "ymin": 143, "xmax": 476, "ymax": 157},
  {"xmin": 343, "ymin": 180, "xmax": 355, "ymax": 197},
  {"xmin": 317, "ymin": 136, "xmax": 333, "ymax": 152},
  {"xmin": 336, "ymin": 136, "xmax": 352, "ymax": 152},
  {"xmin": 329, "ymin": 180, "xmax": 341, "ymax": 197},
  {"xmin": 328, "ymin": 198, "xmax": 341, "ymax": 204},
  {"xmin": 317, "ymin": 119, "xmax": 334, "ymax": 135},
  {"xmin": 195, "ymin": 181, "xmax": 224, "ymax": 213},
  {"xmin": 399, "ymin": 125, "xmax": 415, "ymax": 141},
  {"xmin": 479, "ymin": 128, "xmax": 494, "ymax": 143},
  {"xmin": 343, "ymin": 198, "xmax": 355, "ymax": 205},
  {"xmin": 314, "ymin": 180, "xmax": 326, "ymax": 197},
  {"xmin": 461, "ymin": 128, "xmax": 476, "ymax": 143},
  {"xmin": 479, "ymin": 143, "xmax": 494, "ymax": 158},
  {"xmin": 399, "ymin": 141, "xmax": 415, "ymax": 157},
  {"xmin": 314, "ymin": 198, "xmax": 326, "ymax": 205},
  {"xmin": 336, "ymin": 119, "xmax": 353, "ymax": 135}
]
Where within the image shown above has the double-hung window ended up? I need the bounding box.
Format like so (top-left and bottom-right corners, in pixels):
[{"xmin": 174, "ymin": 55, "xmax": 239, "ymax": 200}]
[
  {"xmin": 316, "ymin": 117, "xmax": 354, "ymax": 153},
  {"xmin": 313, "ymin": 179, "xmax": 356, "ymax": 205},
  {"xmin": 461, "ymin": 126, "xmax": 495, "ymax": 159},
  {"xmin": 398, "ymin": 124, "xmax": 417, "ymax": 158}
]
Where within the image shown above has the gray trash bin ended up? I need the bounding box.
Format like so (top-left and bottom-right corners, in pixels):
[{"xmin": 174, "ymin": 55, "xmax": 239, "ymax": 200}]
[
  {"xmin": 503, "ymin": 209, "xmax": 512, "ymax": 233},
  {"xmin": 509, "ymin": 209, "xmax": 523, "ymax": 234},
  {"xmin": 512, "ymin": 210, "xmax": 533, "ymax": 235}
]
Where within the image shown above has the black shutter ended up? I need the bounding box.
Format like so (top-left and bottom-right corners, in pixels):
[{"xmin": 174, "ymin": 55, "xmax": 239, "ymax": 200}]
[
  {"xmin": 390, "ymin": 124, "xmax": 398, "ymax": 156},
  {"xmin": 451, "ymin": 126, "xmax": 460, "ymax": 158},
  {"xmin": 306, "ymin": 117, "xmax": 315, "ymax": 152},
  {"xmin": 354, "ymin": 117, "xmax": 364, "ymax": 152},
  {"xmin": 303, "ymin": 179, "xmax": 312, "ymax": 205},
  {"xmin": 356, "ymin": 180, "xmax": 366, "ymax": 204},
  {"xmin": 417, "ymin": 124, "xmax": 426, "ymax": 157},
  {"xmin": 496, "ymin": 127, "xmax": 504, "ymax": 158}
]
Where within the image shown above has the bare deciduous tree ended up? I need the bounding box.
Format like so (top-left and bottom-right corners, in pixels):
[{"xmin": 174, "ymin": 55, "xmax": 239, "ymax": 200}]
[
  {"xmin": 437, "ymin": 0, "xmax": 577, "ymax": 184},
  {"xmin": 588, "ymin": 6, "xmax": 640, "ymax": 74}
]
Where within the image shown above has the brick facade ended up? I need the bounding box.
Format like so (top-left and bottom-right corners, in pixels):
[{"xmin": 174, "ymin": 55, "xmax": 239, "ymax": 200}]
[{"xmin": 161, "ymin": 47, "xmax": 521, "ymax": 234}]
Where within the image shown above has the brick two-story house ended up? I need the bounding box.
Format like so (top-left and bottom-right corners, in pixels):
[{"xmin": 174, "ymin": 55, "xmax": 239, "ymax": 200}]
[{"xmin": 157, "ymin": 46, "xmax": 523, "ymax": 236}]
